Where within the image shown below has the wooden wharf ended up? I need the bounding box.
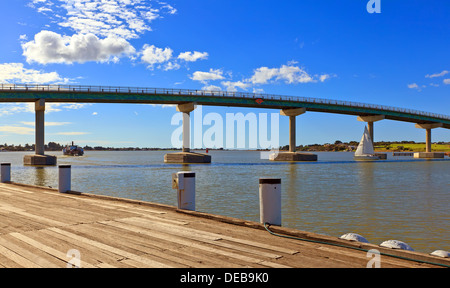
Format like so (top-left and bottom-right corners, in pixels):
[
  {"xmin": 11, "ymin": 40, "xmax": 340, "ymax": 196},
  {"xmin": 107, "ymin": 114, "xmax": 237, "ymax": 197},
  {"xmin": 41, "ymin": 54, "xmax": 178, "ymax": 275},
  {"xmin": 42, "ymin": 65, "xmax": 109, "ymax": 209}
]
[{"xmin": 0, "ymin": 182, "xmax": 448, "ymax": 268}]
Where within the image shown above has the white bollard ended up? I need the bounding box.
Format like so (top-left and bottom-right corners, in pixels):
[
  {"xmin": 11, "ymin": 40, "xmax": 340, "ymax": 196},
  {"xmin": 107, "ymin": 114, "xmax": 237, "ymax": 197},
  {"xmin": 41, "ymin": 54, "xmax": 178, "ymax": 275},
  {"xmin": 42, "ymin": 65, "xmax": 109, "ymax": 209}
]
[
  {"xmin": 1, "ymin": 163, "xmax": 11, "ymax": 183},
  {"xmin": 259, "ymin": 178, "xmax": 281, "ymax": 226},
  {"xmin": 58, "ymin": 165, "xmax": 71, "ymax": 193},
  {"xmin": 173, "ymin": 171, "xmax": 195, "ymax": 211}
]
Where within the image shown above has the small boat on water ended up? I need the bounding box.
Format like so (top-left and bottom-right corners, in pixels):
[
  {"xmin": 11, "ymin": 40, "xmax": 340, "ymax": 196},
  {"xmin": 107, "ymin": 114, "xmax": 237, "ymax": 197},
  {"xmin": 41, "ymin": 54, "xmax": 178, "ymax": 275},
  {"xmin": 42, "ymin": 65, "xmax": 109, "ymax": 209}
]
[
  {"xmin": 354, "ymin": 126, "xmax": 380, "ymax": 161},
  {"xmin": 63, "ymin": 142, "xmax": 84, "ymax": 156}
]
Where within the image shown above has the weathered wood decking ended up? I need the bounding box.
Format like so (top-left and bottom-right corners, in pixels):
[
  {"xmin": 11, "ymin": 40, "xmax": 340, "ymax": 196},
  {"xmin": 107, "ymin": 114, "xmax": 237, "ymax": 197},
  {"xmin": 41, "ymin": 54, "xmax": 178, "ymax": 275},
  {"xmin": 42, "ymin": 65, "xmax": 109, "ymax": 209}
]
[{"xmin": 0, "ymin": 182, "xmax": 447, "ymax": 268}]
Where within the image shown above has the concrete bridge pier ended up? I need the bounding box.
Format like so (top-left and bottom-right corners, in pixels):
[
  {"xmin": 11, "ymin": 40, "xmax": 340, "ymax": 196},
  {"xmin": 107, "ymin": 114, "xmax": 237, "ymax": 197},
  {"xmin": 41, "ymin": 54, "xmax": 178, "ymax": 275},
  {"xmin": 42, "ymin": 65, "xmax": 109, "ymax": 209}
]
[
  {"xmin": 414, "ymin": 123, "xmax": 444, "ymax": 159},
  {"xmin": 357, "ymin": 115, "xmax": 387, "ymax": 159},
  {"xmin": 164, "ymin": 103, "xmax": 211, "ymax": 164},
  {"xmin": 23, "ymin": 99, "xmax": 57, "ymax": 165},
  {"xmin": 357, "ymin": 115, "xmax": 385, "ymax": 145},
  {"xmin": 270, "ymin": 108, "xmax": 317, "ymax": 161}
]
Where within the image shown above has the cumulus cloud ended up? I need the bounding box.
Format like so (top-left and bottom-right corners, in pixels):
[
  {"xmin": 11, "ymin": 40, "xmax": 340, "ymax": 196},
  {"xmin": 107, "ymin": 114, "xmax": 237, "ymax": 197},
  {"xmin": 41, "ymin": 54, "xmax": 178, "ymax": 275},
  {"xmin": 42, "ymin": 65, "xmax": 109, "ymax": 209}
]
[
  {"xmin": 248, "ymin": 64, "xmax": 316, "ymax": 85},
  {"xmin": 221, "ymin": 81, "xmax": 251, "ymax": 92},
  {"xmin": 30, "ymin": 0, "xmax": 177, "ymax": 40},
  {"xmin": 178, "ymin": 51, "xmax": 208, "ymax": 62},
  {"xmin": 190, "ymin": 63, "xmax": 334, "ymax": 92},
  {"xmin": 141, "ymin": 44, "xmax": 173, "ymax": 68},
  {"xmin": 22, "ymin": 31, "xmax": 136, "ymax": 64},
  {"xmin": 24, "ymin": 1, "xmax": 207, "ymax": 72},
  {"xmin": 190, "ymin": 69, "xmax": 225, "ymax": 83},
  {"xmin": 444, "ymin": 79, "xmax": 450, "ymax": 85},
  {"xmin": 0, "ymin": 62, "xmax": 68, "ymax": 83}
]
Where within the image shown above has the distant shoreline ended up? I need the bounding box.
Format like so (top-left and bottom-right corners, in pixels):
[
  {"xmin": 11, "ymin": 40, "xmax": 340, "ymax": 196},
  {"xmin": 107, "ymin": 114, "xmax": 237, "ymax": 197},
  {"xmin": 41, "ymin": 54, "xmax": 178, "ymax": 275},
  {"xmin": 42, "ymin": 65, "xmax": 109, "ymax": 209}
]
[{"xmin": 1, "ymin": 141, "xmax": 449, "ymax": 153}]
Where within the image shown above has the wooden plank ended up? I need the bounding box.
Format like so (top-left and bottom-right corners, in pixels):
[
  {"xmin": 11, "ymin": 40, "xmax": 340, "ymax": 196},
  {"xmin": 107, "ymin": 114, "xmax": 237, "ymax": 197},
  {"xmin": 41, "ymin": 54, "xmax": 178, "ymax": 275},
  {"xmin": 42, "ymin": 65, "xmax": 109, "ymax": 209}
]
[
  {"xmin": 100, "ymin": 220, "xmax": 269, "ymax": 267},
  {"xmin": 94, "ymin": 222, "xmax": 243, "ymax": 268},
  {"xmin": 0, "ymin": 212, "xmax": 49, "ymax": 234},
  {"xmin": 317, "ymin": 246, "xmax": 421, "ymax": 268},
  {"xmin": 115, "ymin": 217, "xmax": 285, "ymax": 259},
  {"xmin": 53, "ymin": 222, "xmax": 188, "ymax": 268},
  {"xmin": 47, "ymin": 227, "xmax": 173, "ymax": 268},
  {"xmin": 184, "ymin": 219, "xmax": 300, "ymax": 255},
  {"xmin": 9, "ymin": 232, "xmax": 96, "ymax": 268},
  {"xmin": 41, "ymin": 191, "xmax": 167, "ymax": 215},
  {"xmin": 39, "ymin": 229, "xmax": 131, "ymax": 268},
  {"xmin": 114, "ymin": 217, "xmax": 222, "ymax": 241},
  {"xmin": 0, "ymin": 205, "xmax": 67, "ymax": 227},
  {"xmin": 117, "ymin": 216, "xmax": 298, "ymax": 256},
  {"xmin": 0, "ymin": 253, "xmax": 22, "ymax": 268},
  {"xmin": 0, "ymin": 184, "xmax": 35, "ymax": 194},
  {"xmin": 0, "ymin": 236, "xmax": 59, "ymax": 268},
  {"xmin": 0, "ymin": 242, "xmax": 41, "ymax": 268}
]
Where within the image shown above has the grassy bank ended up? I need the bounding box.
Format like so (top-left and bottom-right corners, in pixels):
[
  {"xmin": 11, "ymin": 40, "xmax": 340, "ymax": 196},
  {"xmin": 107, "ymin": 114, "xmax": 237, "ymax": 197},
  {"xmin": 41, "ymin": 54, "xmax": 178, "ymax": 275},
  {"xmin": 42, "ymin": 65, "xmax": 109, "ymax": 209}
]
[{"xmin": 375, "ymin": 143, "xmax": 450, "ymax": 152}]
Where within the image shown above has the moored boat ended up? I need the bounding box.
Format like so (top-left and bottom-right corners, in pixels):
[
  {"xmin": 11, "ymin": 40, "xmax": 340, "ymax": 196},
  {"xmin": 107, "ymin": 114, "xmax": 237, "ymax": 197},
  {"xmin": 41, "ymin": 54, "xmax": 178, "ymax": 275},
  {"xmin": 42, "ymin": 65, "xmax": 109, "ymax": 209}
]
[{"xmin": 63, "ymin": 142, "xmax": 84, "ymax": 156}]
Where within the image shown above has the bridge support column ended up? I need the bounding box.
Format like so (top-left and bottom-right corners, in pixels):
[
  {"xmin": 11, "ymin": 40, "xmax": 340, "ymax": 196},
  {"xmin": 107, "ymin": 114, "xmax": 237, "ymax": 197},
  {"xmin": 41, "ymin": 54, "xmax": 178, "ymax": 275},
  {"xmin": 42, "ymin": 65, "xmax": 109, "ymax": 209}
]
[
  {"xmin": 357, "ymin": 115, "xmax": 385, "ymax": 144},
  {"xmin": 270, "ymin": 108, "xmax": 317, "ymax": 161},
  {"xmin": 23, "ymin": 99, "xmax": 57, "ymax": 165},
  {"xmin": 414, "ymin": 123, "xmax": 444, "ymax": 159},
  {"xmin": 164, "ymin": 103, "xmax": 211, "ymax": 164},
  {"xmin": 357, "ymin": 115, "xmax": 386, "ymax": 159}
]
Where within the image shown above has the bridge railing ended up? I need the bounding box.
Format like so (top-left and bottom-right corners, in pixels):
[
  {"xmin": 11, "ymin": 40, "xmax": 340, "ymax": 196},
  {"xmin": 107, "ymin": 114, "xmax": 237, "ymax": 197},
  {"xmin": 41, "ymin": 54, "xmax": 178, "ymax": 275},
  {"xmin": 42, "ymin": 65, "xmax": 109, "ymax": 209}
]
[{"xmin": 1, "ymin": 83, "xmax": 449, "ymax": 121}]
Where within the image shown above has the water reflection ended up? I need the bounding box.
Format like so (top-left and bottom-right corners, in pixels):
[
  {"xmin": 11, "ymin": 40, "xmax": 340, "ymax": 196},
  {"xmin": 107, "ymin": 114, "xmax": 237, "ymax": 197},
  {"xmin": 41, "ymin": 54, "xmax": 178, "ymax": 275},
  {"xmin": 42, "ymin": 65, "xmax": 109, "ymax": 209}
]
[{"xmin": 33, "ymin": 167, "xmax": 49, "ymax": 187}]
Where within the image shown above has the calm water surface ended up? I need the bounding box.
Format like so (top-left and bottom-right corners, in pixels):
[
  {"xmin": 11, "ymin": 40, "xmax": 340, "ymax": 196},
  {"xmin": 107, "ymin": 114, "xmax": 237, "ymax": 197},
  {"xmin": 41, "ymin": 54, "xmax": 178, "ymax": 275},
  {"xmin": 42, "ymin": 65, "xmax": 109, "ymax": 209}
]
[{"xmin": 2, "ymin": 150, "xmax": 449, "ymax": 253}]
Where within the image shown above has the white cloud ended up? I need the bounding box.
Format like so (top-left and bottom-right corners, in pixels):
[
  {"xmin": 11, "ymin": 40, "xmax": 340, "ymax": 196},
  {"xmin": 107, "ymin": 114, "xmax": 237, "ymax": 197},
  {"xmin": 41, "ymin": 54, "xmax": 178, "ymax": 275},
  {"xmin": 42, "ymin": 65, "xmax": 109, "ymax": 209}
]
[
  {"xmin": 162, "ymin": 61, "xmax": 180, "ymax": 71},
  {"xmin": 407, "ymin": 83, "xmax": 420, "ymax": 90},
  {"xmin": 21, "ymin": 121, "xmax": 71, "ymax": 126},
  {"xmin": 319, "ymin": 73, "xmax": 336, "ymax": 82},
  {"xmin": 221, "ymin": 81, "xmax": 251, "ymax": 92},
  {"xmin": 30, "ymin": 0, "xmax": 177, "ymax": 40},
  {"xmin": 201, "ymin": 85, "xmax": 222, "ymax": 91},
  {"xmin": 0, "ymin": 63, "xmax": 68, "ymax": 84},
  {"xmin": 55, "ymin": 132, "xmax": 90, "ymax": 135},
  {"xmin": 178, "ymin": 51, "xmax": 208, "ymax": 62},
  {"xmin": 37, "ymin": 6, "xmax": 53, "ymax": 13},
  {"xmin": 0, "ymin": 126, "xmax": 35, "ymax": 135},
  {"xmin": 22, "ymin": 31, "xmax": 136, "ymax": 64},
  {"xmin": 444, "ymin": 79, "xmax": 450, "ymax": 85},
  {"xmin": 0, "ymin": 102, "xmax": 91, "ymax": 117},
  {"xmin": 248, "ymin": 67, "xmax": 279, "ymax": 85},
  {"xmin": 141, "ymin": 44, "xmax": 173, "ymax": 68},
  {"xmin": 190, "ymin": 63, "xmax": 333, "ymax": 92},
  {"xmin": 253, "ymin": 88, "xmax": 264, "ymax": 94},
  {"xmin": 248, "ymin": 64, "xmax": 316, "ymax": 85},
  {"xmin": 190, "ymin": 69, "xmax": 225, "ymax": 83},
  {"xmin": 425, "ymin": 70, "xmax": 449, "ymax": 78}
]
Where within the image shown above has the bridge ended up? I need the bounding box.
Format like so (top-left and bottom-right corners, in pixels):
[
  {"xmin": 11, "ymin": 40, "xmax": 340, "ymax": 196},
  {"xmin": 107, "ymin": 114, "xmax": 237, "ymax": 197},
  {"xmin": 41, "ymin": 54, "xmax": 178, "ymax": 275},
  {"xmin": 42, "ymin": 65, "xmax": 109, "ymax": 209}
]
[{"xmin": 0, "ymin": 84, "xmax": 449, "ymax": 164}]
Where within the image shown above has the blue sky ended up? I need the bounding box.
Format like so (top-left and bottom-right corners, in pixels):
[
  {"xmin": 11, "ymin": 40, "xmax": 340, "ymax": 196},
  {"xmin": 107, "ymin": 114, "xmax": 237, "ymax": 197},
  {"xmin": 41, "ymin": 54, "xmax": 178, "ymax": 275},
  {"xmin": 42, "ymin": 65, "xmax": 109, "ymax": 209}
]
[{"xmin": 0, "ymin": 0, "xmax": 449, "ymax": 148}]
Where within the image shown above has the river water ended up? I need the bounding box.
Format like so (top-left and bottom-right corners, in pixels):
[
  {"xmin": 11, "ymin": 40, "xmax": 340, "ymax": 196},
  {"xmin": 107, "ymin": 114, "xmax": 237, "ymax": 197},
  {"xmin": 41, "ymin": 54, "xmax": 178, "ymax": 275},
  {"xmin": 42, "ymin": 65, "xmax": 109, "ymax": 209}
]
[{"xmin": 2, "ymin": 150, "xmax": 449, "ymax": 254}]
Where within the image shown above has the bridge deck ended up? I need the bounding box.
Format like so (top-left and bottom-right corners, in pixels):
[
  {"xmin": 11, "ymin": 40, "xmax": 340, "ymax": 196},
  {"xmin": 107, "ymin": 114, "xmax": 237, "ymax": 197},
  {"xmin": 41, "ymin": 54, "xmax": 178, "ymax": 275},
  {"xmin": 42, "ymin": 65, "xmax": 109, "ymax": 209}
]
[
  {"xmin": 0, "ymin": 182, "xmax": 447, "ymax": 268},
  {"xmin": 1, "ymin": 84, "xmax": 449, "ymax": 128}
]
